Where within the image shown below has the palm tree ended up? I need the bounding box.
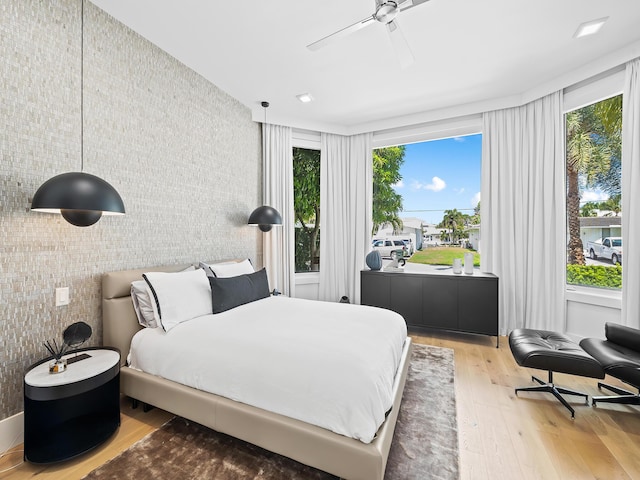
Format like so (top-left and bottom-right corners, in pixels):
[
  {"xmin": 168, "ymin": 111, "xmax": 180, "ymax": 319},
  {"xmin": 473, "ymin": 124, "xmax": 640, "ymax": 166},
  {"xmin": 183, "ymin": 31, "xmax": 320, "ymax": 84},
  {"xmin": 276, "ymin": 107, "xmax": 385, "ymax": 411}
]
[
  {"xmin": 580, "ymin": 201, "xmax": 599, "ymax": 217},
  {"xmin": 439, "ymin": 209, "xmax": 465, "ymax": 245},
  {"xmin": 565, "ymin": 104, "xmax": 614, "ymax": 264}
]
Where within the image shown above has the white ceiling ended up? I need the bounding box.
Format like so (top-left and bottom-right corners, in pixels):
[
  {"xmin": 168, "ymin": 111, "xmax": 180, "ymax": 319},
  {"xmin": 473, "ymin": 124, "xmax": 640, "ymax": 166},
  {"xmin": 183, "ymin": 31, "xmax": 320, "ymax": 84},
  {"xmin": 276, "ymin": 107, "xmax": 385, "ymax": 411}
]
[{"xmin": 89, "ymin": 0, "xmax": 640, "ymax": 134}]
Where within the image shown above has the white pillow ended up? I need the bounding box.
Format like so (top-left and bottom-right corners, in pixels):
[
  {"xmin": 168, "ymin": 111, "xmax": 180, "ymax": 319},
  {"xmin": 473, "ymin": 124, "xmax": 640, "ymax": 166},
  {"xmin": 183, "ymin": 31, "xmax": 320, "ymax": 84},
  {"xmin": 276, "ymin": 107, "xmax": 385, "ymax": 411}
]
[
  {"xmin": 131, "ymin": 266, "xmax": 195, "ymax": 328},
  {"xmin": 131, "ymin": 281, "xmax": 158, "ymax": 328},
  {"xmin": 142, "ymin": 268, "xmax": 212, "ymax": 332},
  {"xmin": 203, "ymin": 259, "xmax": 255, "ymax": 278}
]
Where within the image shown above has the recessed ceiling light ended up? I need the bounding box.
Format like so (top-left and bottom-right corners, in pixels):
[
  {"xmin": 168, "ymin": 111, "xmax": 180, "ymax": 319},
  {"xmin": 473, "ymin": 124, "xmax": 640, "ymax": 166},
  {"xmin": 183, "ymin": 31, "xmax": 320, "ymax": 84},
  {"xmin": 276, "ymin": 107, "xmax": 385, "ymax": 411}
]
[
  {"xmin": 296, "ymin": 93, "xmax": 314, "ymax": 103},
  {"xmin": 573, "ymin": 17, "xmax": 609, "ymax": 38}
]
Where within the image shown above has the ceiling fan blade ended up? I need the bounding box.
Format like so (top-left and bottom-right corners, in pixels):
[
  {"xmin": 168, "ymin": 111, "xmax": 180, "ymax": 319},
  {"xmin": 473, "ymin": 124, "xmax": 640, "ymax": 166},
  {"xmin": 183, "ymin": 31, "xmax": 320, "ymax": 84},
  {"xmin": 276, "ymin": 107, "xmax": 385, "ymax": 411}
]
[
  {"xmin": 307, "ymin": 14, "xmax": 376, "ymax": 51},
  {"xmin": 398, "ymin": 0, "xmax": 431, "ymax": 13},
  {"xmin": 387, "ymin": 20, "xmax": 414, "ymax": 68}
]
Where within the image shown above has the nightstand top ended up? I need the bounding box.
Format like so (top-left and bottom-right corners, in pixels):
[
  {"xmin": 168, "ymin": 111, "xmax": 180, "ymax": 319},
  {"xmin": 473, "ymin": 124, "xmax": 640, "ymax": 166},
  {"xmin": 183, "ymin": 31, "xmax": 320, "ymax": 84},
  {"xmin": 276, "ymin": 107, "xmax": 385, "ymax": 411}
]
[{"xmin": 25, "ymin": 348, "xmax": 120, "ymax": 388}]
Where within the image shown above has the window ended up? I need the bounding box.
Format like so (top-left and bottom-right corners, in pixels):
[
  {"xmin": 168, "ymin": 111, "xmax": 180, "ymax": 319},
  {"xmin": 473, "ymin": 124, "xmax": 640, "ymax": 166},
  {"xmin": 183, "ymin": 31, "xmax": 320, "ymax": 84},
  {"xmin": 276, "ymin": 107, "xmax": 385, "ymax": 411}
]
[
  {"xmin": 565, "ymin": 94, "xmax": 622, "ymax": 290},
  {"xmin": 293, "ymin": 147, "xmax": 320, "ymax": 272},
  {"xmin": 373, "ymin": 134, "xmax": 482, "ymax": 268}
]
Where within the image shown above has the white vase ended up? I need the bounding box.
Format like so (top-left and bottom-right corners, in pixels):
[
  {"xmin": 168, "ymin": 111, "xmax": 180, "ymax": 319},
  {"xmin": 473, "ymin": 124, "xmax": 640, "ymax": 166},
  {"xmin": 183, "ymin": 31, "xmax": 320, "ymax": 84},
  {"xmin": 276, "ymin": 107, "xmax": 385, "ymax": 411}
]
[
  {"xmin": 452, "ymin": 258, "xmax": 462, "ymax": 274},
  {"xmin": 464, "ymin": 252, "xmax": 474, "ymax": 275}
]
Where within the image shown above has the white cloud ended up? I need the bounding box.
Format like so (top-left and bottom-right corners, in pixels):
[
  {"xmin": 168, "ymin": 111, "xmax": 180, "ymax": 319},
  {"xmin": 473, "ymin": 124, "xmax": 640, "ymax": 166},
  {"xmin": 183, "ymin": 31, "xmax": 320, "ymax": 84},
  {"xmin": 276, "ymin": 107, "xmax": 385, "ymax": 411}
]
[
  {"xmin": 454, "ymin": 187, "xmax": 465, "ymax": 194},
  {"xmin": 453, "ymin": 137, "xmax": 465, "ymax": 143},
  {"xmin": 581, "ymin": 190, "xmax": 608, "ymax": 202},
  {"xmin": 471, "ymin": 191, "xmax": 481, "ymax": 206},
  {"xmin": 424, "ymin": 176, "xmax": 446, "ymax": 192},
  {"xmin": 392, "ymin": 179, "xmax": 404, "ymax": 189}
]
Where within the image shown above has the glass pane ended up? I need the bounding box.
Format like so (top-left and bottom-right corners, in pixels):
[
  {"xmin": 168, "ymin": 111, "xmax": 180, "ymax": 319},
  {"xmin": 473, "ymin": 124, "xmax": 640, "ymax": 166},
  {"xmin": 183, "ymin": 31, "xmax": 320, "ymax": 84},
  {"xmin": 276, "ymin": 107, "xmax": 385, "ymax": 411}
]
[
  {"xmin": 293, "ymin": 147, "xmax": 321, "ymax": 273},
  {"xmin": 566, "ymin": 94, "xmax": 622, "ymax": 289},
  {"xmin": 373, "ymin": 135, "xmax": 482, "ymax": 268}
]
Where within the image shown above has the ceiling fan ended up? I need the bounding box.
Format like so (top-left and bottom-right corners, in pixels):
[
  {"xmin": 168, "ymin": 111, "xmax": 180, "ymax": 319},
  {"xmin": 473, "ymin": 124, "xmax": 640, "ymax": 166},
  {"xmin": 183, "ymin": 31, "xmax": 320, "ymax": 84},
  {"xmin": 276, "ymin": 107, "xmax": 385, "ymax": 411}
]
[{"xmin": 306, "ymin": 0, "xmax": 430, "ymax": 68}]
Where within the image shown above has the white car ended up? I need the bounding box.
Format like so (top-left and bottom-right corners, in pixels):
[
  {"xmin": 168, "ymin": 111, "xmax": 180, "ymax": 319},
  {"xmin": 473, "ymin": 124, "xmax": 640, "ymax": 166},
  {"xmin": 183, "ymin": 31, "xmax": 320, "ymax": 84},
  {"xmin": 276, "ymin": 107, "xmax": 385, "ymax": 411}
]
[{"xmin": 372, "ymin": 239, "xmax": 407, "ymax": 258}]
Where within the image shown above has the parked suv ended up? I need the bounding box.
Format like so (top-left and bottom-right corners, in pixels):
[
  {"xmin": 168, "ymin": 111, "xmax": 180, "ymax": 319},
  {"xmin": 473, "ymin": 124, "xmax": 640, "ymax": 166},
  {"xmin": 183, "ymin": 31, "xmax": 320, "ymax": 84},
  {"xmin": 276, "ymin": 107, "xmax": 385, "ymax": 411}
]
[{"xmin": 372, "ymin": 239, "xmax": 406, "ymax": 258}]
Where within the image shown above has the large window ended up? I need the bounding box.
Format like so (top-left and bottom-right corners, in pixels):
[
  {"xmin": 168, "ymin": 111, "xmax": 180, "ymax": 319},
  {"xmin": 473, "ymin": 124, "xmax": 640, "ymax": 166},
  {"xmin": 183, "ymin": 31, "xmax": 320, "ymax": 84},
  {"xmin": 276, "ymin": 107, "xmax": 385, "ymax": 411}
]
[
  {"xmin": 565, "ymin": 94, "xmax": 622, "ymax": 290},
  {"xmin": 293, "ymin": 147, "xmax": 320, "ymax": 272},
  {"xmin": 373, "ymin": 134, "xmax": 482, "ymax": 267}
]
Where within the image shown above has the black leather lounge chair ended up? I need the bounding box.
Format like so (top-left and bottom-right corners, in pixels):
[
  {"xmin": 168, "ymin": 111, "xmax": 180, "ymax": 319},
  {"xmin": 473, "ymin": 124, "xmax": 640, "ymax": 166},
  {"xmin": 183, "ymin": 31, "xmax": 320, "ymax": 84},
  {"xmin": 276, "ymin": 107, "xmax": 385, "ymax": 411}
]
[
  {"xmin": 580, "ymin": 322, "xmax": 640, "ymax": 407},
  {"xmin": 509, "ymin": 329, "xmax": 605, "ymax": 417}
]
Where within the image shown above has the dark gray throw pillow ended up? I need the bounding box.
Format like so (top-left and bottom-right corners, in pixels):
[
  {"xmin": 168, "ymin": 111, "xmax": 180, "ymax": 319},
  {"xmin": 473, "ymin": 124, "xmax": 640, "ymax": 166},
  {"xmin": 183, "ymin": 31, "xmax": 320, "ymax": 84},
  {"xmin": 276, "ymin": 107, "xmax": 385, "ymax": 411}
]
[{"xmin": 209, "ymin": 268, "xmax": 271, "ymax": 313}]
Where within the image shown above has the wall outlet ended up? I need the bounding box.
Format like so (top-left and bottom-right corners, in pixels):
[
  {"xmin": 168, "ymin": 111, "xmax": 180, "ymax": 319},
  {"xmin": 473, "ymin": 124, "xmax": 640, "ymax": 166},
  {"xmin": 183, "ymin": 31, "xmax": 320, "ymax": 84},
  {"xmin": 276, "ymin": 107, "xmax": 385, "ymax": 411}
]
[{"xmin": 55, "ymin": 287, "xmax": 70, "ymax": 306}]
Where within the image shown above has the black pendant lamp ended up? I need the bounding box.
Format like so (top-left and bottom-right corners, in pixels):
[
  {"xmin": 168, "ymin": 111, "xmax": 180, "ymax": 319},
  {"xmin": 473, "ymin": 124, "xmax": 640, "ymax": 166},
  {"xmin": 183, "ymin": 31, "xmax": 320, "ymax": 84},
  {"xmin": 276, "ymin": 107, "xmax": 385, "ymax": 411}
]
[
  {"xmin": 248, "ymin": 206, "xmax": 282, "ymax": 232},
  {"xmin": 31, "ymin": 0, "xmax": 125, "ymax": 227},
  {"xmin": 248, "ymin": 102, "xmax": 281, "ymax": 232}
]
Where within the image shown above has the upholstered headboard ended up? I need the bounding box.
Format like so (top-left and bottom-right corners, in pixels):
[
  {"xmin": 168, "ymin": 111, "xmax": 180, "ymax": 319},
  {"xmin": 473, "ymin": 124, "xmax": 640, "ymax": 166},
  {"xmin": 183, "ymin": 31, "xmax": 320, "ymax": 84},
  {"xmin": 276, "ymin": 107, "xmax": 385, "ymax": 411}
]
[
  {"xmin": 102, "ymin": 264, "xmax": 191, "ymax": 365},
  {"xmin": 102, "ymin": 260, "xmax": 247, "ymax": 365}
]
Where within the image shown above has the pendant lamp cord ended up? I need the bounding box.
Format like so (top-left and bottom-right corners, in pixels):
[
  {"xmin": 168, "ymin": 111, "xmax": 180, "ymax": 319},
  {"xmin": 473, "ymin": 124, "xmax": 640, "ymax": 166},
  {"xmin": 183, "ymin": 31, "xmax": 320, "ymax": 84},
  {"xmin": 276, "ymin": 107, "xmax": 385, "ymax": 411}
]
[{"xmin": 80, "ymin": 0, "xmax": 84, "ymax": 172}]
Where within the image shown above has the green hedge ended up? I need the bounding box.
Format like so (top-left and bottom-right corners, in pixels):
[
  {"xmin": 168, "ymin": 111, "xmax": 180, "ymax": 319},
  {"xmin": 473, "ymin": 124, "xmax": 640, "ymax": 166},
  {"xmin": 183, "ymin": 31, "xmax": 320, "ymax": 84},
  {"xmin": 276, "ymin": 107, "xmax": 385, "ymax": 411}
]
[{"xmin": 566, "ymin": 264, "xmax": 622, "ymax": 289}]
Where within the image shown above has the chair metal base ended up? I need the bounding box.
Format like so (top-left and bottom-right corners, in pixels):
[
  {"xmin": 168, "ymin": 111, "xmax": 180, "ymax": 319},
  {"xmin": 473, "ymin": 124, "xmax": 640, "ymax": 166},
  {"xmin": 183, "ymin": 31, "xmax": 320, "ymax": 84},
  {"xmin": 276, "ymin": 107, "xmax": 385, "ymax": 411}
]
[
  {"xmin": 592, "ymin": 382, "xmax": 640, "ymax": 406},
  {"xmin": 515, "ymin": 371, "xmax": 589, "ymax": 418}
]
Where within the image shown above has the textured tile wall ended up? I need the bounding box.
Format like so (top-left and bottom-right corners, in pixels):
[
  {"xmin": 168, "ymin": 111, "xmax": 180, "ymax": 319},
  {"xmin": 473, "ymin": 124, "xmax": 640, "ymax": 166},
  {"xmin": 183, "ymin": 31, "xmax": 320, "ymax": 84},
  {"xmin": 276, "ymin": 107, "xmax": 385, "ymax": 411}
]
[{"xmin": 0, "ymin": 0, "xmax": 262, "ymax": 420}]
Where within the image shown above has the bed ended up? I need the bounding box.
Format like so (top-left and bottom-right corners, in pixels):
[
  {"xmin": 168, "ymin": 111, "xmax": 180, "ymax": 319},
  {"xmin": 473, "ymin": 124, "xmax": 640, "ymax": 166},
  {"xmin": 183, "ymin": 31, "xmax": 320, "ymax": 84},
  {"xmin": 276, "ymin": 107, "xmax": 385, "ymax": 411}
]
[{"xmin": 102, "ymin": 262, "xmax": 412, "ymax": 480}]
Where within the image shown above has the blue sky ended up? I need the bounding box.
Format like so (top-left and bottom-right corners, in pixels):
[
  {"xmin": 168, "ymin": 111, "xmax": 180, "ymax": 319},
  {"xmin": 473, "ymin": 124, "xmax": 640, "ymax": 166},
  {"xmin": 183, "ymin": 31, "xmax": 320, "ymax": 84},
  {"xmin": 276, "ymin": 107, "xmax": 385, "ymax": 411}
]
[{"xmin": 393, "ymin": 134, "xmax": 482, "ymax": 225}]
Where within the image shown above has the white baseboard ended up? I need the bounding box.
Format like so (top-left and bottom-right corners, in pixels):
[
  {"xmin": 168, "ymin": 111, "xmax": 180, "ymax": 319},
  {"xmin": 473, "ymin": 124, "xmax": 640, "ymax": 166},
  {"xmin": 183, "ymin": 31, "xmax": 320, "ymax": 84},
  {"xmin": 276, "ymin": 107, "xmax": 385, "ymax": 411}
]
[{"xmin": 0, "ymin": 412, "xmax": 23, "ymax": 453}]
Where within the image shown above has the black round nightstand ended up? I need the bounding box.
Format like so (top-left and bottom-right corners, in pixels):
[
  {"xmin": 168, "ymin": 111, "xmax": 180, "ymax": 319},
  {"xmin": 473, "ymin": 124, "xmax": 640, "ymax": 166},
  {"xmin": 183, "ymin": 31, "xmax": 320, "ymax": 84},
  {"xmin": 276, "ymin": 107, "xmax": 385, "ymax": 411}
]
[{"xmin": 23, "ymin": 347, "xmax": 121, "ymax": 464}]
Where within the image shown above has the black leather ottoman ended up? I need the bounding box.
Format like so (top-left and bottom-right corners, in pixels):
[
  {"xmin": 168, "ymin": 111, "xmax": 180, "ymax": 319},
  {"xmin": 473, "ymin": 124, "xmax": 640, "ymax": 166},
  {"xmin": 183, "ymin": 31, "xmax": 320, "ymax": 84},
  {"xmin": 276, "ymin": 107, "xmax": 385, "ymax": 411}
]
[{"xmin": 509, "ymin": 329, "xmax": 604, "ymax": 417}]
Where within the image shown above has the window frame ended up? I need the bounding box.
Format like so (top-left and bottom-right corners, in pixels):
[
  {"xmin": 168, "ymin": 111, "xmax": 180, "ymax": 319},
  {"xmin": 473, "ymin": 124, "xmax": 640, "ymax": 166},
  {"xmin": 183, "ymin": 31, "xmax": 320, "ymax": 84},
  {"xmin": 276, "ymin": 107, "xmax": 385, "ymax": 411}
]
[
  {"xmin": 563, "ymin": 67, "xmax": 624, "ymax": 301},
  {"xmin": 292, "ymin": 129, "xmax": 321, "ymax": 278}
]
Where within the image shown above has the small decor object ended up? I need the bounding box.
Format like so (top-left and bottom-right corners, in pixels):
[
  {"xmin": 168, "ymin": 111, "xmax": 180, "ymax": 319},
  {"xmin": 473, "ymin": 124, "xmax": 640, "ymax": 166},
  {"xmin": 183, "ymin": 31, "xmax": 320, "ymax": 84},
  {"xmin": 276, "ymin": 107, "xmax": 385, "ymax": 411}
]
[
  {"xmin": 452, "ymin": 258, "xmax": 462, "ymax": 274},
  {"xmin": 63, "ymin": 321, "xmax": 92, "ymax": 348},
  {"xmin": 49, "ymin": 358, "xmax": 67, "ymax": 374},
  {"xmin": 63, "ymin": 321, "xmax": 93, "ymax": 364},
  {"xmin": 365, "ymin": 250, "xmax": 382, "ymax": 270},
  {"xmin": 43, "ymin": 339, "xmax": 69, "ymax": 374},
  {"xmin": 339, "ymin": 296, "xmax": 350, "ymax": 304},
  {"xmin": 43, "ymin": 321, "xmax": 93, "ymax": 373},
  {"xmin": 464, "ymin": 252, "xmax": 475, "ymax": 275}
]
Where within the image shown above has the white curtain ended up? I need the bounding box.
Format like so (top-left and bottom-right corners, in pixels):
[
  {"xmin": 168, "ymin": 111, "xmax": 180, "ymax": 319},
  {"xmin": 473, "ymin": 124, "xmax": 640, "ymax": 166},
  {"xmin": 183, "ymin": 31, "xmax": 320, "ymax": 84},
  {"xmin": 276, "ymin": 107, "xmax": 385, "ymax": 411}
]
[
  {"xmin": 481, "ymin": 91, "xmax": 565, "ymax": 334},
  {"xmin": 319, "ymin": 132, "xmax": 373, "ymax": 304},
  {"xmin": 262, "ymin": 123, "xmax": 295, "ymax": 297},
  {"xmin": 622, "ymin": 58, "xmax": 640, "ymax": 328}
]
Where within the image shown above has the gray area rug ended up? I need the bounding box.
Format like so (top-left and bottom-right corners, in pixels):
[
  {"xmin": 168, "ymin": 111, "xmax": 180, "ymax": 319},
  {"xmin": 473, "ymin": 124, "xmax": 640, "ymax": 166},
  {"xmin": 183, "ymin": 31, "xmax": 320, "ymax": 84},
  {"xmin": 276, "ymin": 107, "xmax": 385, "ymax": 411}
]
[{"xmin": 83, "ymin": 343, "xmax": 458, "ymax": 480}]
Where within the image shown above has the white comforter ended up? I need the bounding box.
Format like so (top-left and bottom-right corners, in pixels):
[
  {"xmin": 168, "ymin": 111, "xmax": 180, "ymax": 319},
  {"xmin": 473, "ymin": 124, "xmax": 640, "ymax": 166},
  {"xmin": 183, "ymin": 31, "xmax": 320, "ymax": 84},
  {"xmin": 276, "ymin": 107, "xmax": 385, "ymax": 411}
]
[{"xmin": 128, "ymin": 295, "xmax": 407, "ymax": 443}]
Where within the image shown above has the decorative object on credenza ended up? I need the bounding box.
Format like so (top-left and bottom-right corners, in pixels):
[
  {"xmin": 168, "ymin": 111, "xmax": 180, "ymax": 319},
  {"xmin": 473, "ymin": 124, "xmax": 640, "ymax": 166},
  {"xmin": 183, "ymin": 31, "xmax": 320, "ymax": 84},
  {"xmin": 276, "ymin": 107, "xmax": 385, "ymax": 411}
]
[
  {"xmin": 384, "ymin": 249, "xmax": 406, "ymax": 272},
  {"xmin": 464, "ymin": 252, "xmax": 474, "ymax": 275},
  {"xmin": 248, "ymin": 205, "xmax": 282, "ymax": 232},
  {"xmin": 30, "ymin": 0, "xmax": 125, "ymax": 227},
  {"xmin": 365, "ymin": 250, "xmax": 382, "ymax": 270},
  {"xmin": 339, "ymin": 296, "xmax": 350, "ymax": 304},
  {"xmin": 452, "ymin": 258, "xmax": 462, "ymax": 274}
]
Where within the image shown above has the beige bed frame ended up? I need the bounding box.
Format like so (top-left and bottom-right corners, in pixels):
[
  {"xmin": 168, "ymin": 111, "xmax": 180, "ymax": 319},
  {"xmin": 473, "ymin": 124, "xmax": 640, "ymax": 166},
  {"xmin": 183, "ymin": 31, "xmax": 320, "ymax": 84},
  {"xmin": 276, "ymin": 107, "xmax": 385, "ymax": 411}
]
[{"xmin": 102, "ymin": 263, "xmax": 412, "ymax": 480}]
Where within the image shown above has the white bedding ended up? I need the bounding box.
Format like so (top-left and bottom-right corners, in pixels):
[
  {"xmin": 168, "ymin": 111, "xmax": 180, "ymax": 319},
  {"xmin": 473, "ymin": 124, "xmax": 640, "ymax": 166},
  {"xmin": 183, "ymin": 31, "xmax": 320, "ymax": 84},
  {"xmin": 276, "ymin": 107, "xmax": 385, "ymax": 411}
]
[{"xmin": 128, "ymin": 295, "xmax": 407, "ymax": 443}]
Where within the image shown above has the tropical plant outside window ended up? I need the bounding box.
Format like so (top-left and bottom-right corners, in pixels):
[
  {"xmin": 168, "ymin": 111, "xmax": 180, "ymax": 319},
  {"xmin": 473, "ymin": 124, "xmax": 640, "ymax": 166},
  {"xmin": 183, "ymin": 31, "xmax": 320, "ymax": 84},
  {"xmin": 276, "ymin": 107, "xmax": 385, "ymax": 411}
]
[
  {"xmin": 565, "ymin": 94, "xmax": 622, "ymax": 289},
  {"xmin": 373, "ymin": 135, "xmax": 482, "ymax": 268},
  {"xmin": 293, "ymin": 145, "xmax": 416, "ymax": 272},
  {"xmin": 293, "ymin": 147, "xmax": 321, "ymax": 273}
]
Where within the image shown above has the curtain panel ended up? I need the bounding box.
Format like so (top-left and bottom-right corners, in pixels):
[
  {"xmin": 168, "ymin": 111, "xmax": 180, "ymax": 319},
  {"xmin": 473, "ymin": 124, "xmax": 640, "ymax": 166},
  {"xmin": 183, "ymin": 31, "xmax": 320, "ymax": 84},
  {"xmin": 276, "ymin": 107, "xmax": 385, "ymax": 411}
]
[
  {"xmin": 319, "ymin": 132, "xmax": 373, "ymax": 304},
  {"xmin": 622, "ymin": 58, "xmax": 640, "ymax": 328},
  {"xmin": 262, "ymin": 123, "xmax": 295, "ymax": 297},
  {"xmin": 481, "ymin": 91, "xmax": 566, "ymax": 334}
]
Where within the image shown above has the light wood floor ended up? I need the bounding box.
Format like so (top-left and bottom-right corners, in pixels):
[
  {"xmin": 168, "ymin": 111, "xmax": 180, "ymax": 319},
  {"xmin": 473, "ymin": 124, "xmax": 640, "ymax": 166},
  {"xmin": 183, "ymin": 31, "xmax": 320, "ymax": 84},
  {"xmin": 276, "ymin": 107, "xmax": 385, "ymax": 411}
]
[{"xmin": 2, "ymin": 331, "xmax": 639, "ymax": 479}]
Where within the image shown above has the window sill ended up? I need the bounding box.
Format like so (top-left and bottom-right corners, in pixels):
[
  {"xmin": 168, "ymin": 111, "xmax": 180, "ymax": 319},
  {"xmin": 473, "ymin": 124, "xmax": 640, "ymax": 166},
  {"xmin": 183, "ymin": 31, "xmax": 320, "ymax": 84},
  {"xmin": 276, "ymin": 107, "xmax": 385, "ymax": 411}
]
[
  {"xmin": 565, "ymin": 286, "xmax": 621, "ymax": 309},
  {"xmin": 295, "ymin": 272, "xmax": 320, "ymax": 285}
]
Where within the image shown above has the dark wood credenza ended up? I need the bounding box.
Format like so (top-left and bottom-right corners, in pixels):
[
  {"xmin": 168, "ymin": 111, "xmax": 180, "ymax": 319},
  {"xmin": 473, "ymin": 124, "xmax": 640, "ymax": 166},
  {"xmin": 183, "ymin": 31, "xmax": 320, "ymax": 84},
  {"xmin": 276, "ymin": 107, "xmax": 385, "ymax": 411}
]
[{"xmin": 361, "ymin": 268, "xmax": 499, "ymax": 347}]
